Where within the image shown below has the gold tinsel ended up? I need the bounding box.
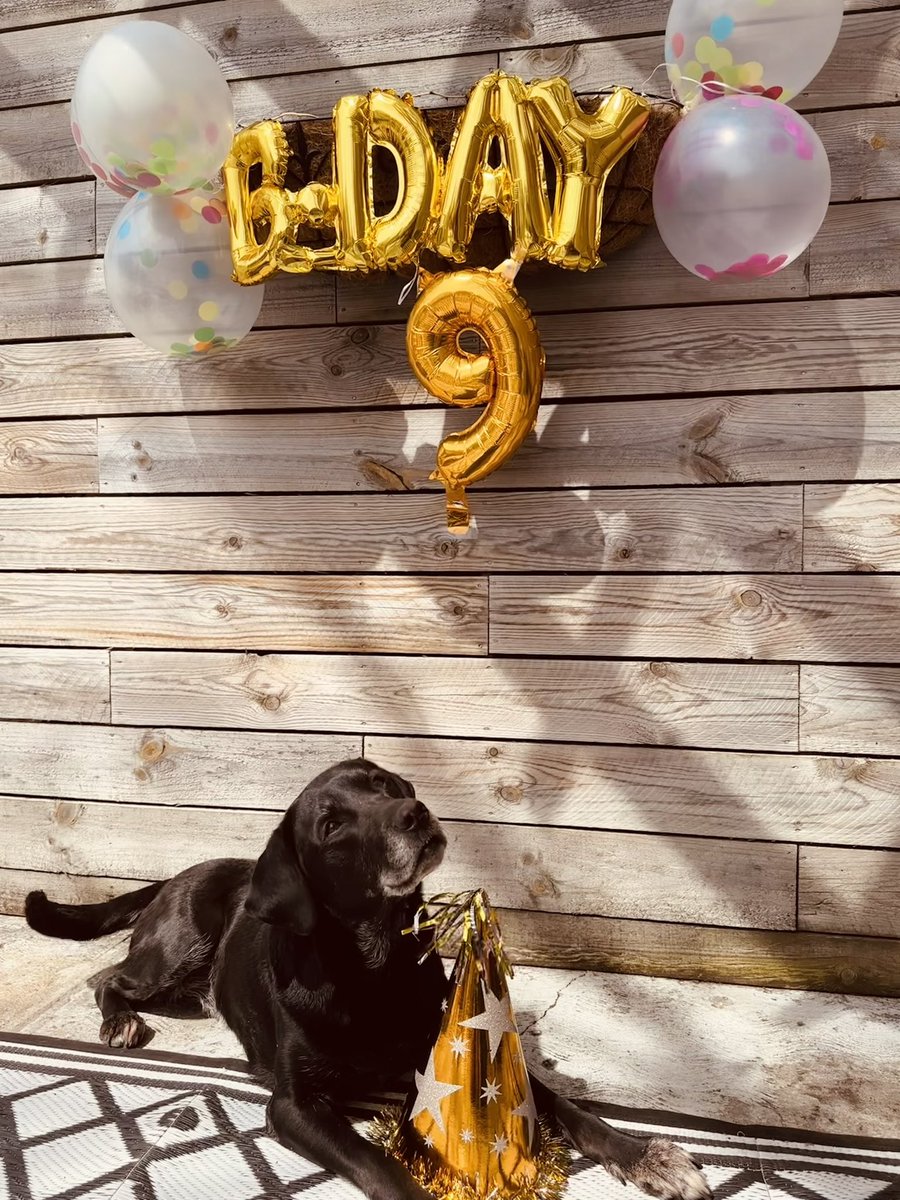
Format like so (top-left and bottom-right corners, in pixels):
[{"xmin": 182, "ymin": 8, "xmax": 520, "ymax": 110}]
[{"xmin": 370, "ymin": 1110, "xmax": 571, "ymax": 1200}]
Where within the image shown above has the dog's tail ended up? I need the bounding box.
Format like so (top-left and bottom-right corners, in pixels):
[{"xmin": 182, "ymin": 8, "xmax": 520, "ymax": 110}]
[{"xmin": 24, "ymin": 881, "xmax": 166, "ymax": 941}]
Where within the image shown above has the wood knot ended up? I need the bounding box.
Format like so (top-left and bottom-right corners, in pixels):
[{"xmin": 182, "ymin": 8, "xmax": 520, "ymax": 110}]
[
  {"xmin": 739, "ymin": 588, "xmax": 762, "ymax": 608},
  {"xmin": 497, "ymin": 784, "xmax": 522, "ymax": 805},
  {"xmin": 852, "ymin": 562, "xmax": 877, "ymax": 573},
  {"xmin": 330, "ymin": 363, "xmax": 343, "ymax": 376},
  {"xmin": 487, "ymin": 746, "xmax": 500, "ymax": 758},
  {"xmin": 521, "ymin": 852, "xmax": 536, "ymax": 866},
  {"xmin": 52, "ymin": 800, "xmax": 84, "ymax": 826},
  {"xmin": 260, "ymin": 693, "xmax": 281, "ymax": 711},
  {"xmin": 869, "ymin": 134, "xmax": 887, "ymax": 150},
  {"xmin": 615, "ymin": 545, "xmax": 633, "ymax": 561},
  {"xmin": 222, "ymin": 23, "xmax": 238, "ymax": 43},
  {"xmin": 37, "ymin": 228, "xmax": 48, "ymax": 245},
  {"xmin": 225, "ymin": 534, "xmax": 244, "ymax": 551},
  {"xmin": 688, "ymin": 409, "xmax": 724, "ymax": 441},
  {"xmin": 436, "ymin": 537, "xmax": 460, "ymax": 559},
  {"xmin": 527, "ymin": 871, "xmax": 561, "ymax": 900},
  {"xmin": 649, "ymin": 661, "xmax": 668, "ymax": 678},
  {"xmin": 139, "ymin": 733, "xmax": 166, "ymax": 762},
  {"xmin": 350, "ymin": 327, "xmax": 369, "ymax": 345}
]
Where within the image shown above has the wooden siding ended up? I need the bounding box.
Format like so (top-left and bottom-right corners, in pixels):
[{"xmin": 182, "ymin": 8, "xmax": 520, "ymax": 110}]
[{"xmin": 1, "ymin": 0, "xmax": 899, "ymax": 994}]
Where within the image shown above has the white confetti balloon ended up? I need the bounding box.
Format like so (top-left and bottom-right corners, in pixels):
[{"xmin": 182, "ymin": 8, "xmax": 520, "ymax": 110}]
[{"xmin": 104, "ymin": 189, "xmax": 264, "ymax": 357}]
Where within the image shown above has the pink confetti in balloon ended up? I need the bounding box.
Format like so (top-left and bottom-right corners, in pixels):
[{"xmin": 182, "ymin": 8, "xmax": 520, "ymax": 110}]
[
  {"xmin": 136, "ymin": 171, "xmax": 162, "ymax": 189},
  {"xmin": 695, "ymin": 253, "xmax": 789, "ymax": 281},
  {"xmin": 72, "ymin": 121, "xmax": 82, "ymax": 144},
  {"xmin": 672, "ymin": 31, "xmax": 685, "ymax": 56},
  {"xmin": 201, "ymin": 205, "xmax": 222, "ymax": 224},
  {"xmin": 91, "ymin": 161, "xmax": 108, "ymax": 181}
]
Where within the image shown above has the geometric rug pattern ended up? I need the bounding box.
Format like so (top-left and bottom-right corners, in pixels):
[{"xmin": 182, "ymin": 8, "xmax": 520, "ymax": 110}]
[{"xmin": 2, "ymin": 1034, "xmax": 899, "ymax": 1200}]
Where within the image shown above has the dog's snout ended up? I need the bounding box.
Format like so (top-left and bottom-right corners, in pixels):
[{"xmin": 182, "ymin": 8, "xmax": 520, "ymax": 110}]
[{"xmin": 395, "ymin": 799, "xmax": 429, "ymax": 832}]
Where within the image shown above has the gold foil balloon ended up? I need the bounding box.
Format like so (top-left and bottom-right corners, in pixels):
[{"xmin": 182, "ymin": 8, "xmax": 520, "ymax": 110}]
[
  {"xmin": 338, "ymin": 89, "xmax": 441, "ymax": 271},
  {"xmin": 527, "ymin": 82, "xmax": 651, "ymax": 270},
  {"xmin": 407, "ymin": 259, "xmax": 545, "ymax": 535},
  {"xmin": 222, "ymin": 91, "xmax": 439, "ymax": 282},
  {"xmin": 223, "ymin": 75, "xmax": 651, "ymax": 278},
  {"xmin": 373, "ymin": 891, "xmax": 568, "ymax": 1200},
  {"xmin": 433, "ymin": 73, "xmax": 550, "ymax": 264}
]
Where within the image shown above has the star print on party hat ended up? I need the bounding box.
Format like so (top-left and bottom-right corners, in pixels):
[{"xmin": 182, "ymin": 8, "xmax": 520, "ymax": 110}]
[{"xmin": 371, "ymin": 890, "xmax": 568, "ymax": 1200}]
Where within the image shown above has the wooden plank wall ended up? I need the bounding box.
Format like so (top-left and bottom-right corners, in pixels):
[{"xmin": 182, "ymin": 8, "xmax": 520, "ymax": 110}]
[{"xmin": 1, "ymin": 0, "xmax": 899, "ymax": 997}]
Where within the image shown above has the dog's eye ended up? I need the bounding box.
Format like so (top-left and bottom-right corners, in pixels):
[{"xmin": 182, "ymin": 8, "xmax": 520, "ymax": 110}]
[{"xmin": 321, "ymin": 817, "xmax": 343, "ymax": 840}]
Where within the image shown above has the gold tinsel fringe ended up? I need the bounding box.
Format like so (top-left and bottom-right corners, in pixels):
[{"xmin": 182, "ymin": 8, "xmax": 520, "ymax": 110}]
[{"xmin": 369, "ymin": 1108, "xmax": 571, "ymax": 1200}]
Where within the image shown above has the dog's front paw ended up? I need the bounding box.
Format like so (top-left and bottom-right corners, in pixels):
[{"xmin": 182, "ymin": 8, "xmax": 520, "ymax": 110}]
[
  {"xmin": 608, "ymin": 1137, "xmax": 711, "ymax": 1200},
  {"xmin": 100, "ymin": 1011, "xmax": 148, "ymax": 1050}
]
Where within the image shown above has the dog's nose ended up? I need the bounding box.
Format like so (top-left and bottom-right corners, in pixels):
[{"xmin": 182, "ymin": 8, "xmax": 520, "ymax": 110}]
[{"xmin": 395, "ymin": 799, "xmax": 430, "ymax": 832}]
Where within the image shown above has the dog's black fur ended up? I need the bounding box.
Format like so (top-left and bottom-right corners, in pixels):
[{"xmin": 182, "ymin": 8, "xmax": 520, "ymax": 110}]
[{"xmin": 26, "ymin": 758, "xmax": 710, "ymax": 1200}]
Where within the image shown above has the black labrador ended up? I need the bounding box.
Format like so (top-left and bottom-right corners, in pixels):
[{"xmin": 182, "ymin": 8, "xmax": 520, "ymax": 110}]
[{"xmin": 26, "ymin": 757, "xmax": 710, "ymax": 1200}]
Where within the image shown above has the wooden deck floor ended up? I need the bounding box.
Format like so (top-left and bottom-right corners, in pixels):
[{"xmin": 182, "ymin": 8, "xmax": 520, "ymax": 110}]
[{"xmin": 2, "ymin": 915, "xmax": 897, "ymax": 1140}]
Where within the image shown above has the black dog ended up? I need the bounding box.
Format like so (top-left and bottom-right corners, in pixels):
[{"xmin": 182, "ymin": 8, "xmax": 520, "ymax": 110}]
[{"xmin": 26, "ymin": 757, "xmax": 710, "ymax": 1200}]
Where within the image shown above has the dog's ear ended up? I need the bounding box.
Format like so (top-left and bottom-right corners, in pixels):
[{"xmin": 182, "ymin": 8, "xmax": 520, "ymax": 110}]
[{"xmin": 245, "ymin": 817, "xmax": 316, "ymax": 936}]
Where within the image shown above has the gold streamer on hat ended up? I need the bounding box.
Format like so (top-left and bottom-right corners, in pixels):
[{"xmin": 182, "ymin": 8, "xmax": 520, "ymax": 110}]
[{"xmin": 371, "ymin": 890, "xmax": 569, "ymax": 1200}]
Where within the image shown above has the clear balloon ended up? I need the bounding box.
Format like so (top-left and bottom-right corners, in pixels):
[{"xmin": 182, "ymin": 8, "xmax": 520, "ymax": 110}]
[
  {"xmin": 665, "ymin": 0, "xmax": 844, "ymax": 105},
  {"xmin": 652, "ymin": 95, "xmax": 831, "ymax": 281},
  {"xmin": 72, "ymin": 20, "xmax": 233, "ymax": 196},
  {"xmin": 104, "ymin": 189, "xmax": 264, "ymax": 357}
]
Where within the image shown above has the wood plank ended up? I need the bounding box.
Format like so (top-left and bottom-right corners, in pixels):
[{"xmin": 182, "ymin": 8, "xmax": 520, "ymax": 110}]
[
  {"xmin": 810, "ymin": 200, "xmax": 900, "ymax": 296},
  {"xmin": 4, "ymin": 297, "xmax": 900, "ymax": 417},
  {"xmin": 0, "ymin": 182, "xmax": 94, "ymax": 264},
  {"xmin": 110, "ymin": 651, "xmax": 799, "ymax": 751},
  {"xmin": 0, "ymin": 0, "xmax": 209, "ymax": 29},
  {"xmin": 504, "ymin": 11, "xmax": 900, "ymax": 113},
  {"xmin": 805, "ymin": 483, "xmax": 900, "ymax": 572},
  {"xmin": 0, "ymin": 867, "xmax": 149, "ymax": 919},
  {"xmin": 365, "ymin": 735, "xmax": 900, "ymax": 849},
  {"xmin": 433, "ymin": 823, "xmax": 796, "ymax": 929},
  {"xmin": 1, "ymin": 4, "xmax": 888, "ymax": 110},
  {"xmin": 799, "ymin": 846, "xmax": 900, "ymax": 938},
  {"xmin": 0, "ymin": 1, "xmax": 680, "ymax": 110},
  {"xmin": 0, "ymin": 419, "xmax": 97, "ymax": 494},
  {"xmin": 0, "ymin": 720, "xmax": 359, "ymax": 807},
  {"xmin": 338, "ymin": 227, "xmax": 808, "ymax": 325},
  {"xmin": 0, "ymin": 573, "xmax": 487, "ymax": 655},
  {"xmin": 94, "ymin": 397, "xmax": 900, "ymax": 491},
  {"xmin": 801, "ymin": 665, "xmax": 900, "ymax": 755},
  {"xmin": 2, "ymin": 867, "xmax": 896, "ymax": 998},
  {"xmin": 492, "ymin": 574, "xmax": 900, "ymax": 664},
  {"xmin": 2, "ymin": 53, "xmax": 496, "ymax": 189},
  {"xmin": 0, "ymin": 259, "xmax": 118, "ymax": 340},
  {"xmin": 498, "ymin": 909, "xmax": 900, "ymax": 998},
  {"xmin": 0, "ymin": 794, "xmax": 797, "ymax": 930},
  {"xmin": 27, "ymin": 391, "xmax": 900, "ymax": 481},
  {"xmin": 800, "ymin": 9, "xmax": 900, "ymax": 112},
  {"xmin": 0, "ymin": 489, "xmax": 801, "ymax": 574},
  {"xmin": 0, "ymin": 256, "xmax": 333, "ymax": 341},
  {"xmin": 0, "ymin": 102, "xmax": 82, "ymax": 188},
  {"xmin": 813, "ymin": 108, "xmax": 900, "ymax": 203},
  {"xmin": 0, "ymin": 648, "xmax": 109, "ymax": 722}
]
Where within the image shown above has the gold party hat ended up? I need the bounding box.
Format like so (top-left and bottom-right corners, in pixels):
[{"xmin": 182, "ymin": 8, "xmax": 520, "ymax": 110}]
[{"xmin": 372, "ymin": 891, "xmax": 569, "ymax": 1200}]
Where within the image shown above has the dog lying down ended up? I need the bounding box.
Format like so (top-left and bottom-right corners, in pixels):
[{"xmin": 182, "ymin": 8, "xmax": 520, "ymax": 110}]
[{"xmin": 26, "ymin": 757, "xmax": 710, "ymax": 1200}]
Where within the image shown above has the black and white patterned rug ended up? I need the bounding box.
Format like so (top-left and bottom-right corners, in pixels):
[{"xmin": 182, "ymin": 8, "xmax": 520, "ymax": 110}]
[{"xmin": 1, "ymin": 1033, "xmax": 897, "ymax": 1200}]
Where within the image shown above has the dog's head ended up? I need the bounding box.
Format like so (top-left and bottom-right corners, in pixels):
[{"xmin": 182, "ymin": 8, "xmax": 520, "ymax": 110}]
[{"xmin": 245, "ymin": 757, "xmax": 446, "ymax": 937}]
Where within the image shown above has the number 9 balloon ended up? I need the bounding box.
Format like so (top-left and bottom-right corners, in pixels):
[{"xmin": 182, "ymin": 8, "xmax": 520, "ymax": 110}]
[
  {"xmin": 666, "ymin": 0, "xmax": 844, "ymax": 105},
  {"xmin": 407, "ymin": 261, "xmax": 545, "ymax": 535}
]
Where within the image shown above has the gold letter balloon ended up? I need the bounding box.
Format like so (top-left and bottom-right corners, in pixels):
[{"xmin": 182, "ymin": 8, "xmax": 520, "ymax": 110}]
[
  {"xmin": 406, "ymin": 260, "xmax": 545, "ymax": 536},
  {"xmin": 223, "ymin": 74, "xmax": 649, "ymax": 280}
]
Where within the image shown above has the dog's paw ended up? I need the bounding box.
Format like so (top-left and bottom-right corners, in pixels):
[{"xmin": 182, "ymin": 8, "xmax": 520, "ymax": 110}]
[
  {"xmin": 608, "ymin": 1137, "xmax": 712, "ymax": 1200},
  {"xmin": 100, "ymin": 1011, "xmax": 148, "ymax": 1050}
]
